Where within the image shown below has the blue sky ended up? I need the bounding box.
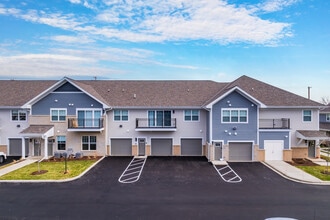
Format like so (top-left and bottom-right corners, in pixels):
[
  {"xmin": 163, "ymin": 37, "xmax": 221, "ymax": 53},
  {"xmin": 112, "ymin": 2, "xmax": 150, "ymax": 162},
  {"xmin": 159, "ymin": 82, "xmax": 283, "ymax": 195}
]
[{"xmin": 0, "ymin": 0, "xmax": 329, "ymax": 102}]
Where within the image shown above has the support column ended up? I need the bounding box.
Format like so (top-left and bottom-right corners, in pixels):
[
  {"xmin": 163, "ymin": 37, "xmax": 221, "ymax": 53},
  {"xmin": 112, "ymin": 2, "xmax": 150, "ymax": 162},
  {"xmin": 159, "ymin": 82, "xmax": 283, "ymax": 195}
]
[
  {"xmin": 22, "ymin": 137, "xmax": 26, "ymax": 159},
  {"xmin": 43, "ymin": 135, "xmax": 48, "ymax": 159}
]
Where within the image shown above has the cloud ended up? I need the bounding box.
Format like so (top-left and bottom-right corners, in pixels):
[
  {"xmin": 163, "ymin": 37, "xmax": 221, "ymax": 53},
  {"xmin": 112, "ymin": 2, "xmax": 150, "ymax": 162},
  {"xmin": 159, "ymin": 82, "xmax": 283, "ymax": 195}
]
[
  {"xmin": 258, "ymin": 0, "xmax": 300, "ymax": 13},
  {"xmin": 49, "ymin": 35, "xmax": 95, "ymax": 44},
  {"xmin": 0, "ymin": 0, "xmax": 294, "ymax": 45}
]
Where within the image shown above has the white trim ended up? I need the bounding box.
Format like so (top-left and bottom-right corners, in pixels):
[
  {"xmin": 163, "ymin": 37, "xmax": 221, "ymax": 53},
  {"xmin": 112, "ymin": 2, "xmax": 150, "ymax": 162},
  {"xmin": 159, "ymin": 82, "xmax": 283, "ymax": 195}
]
[
  {"xmin": 183, "ymin": 109, "xmax": 200, "ymax": 122},
  {"xmin": 22, "ymin": 77, "xmax": 110, "ymax": 109},
  {"xmin": 205, "ymin": 86, "xmax": 266, "ymax": 109},
  {"xmin": 221, "ymin": 108, "xmax": 248, "ymax": 124},
  {"xmin": 50, "ymin": 108, "xmax": 67, "ymax": 122}
]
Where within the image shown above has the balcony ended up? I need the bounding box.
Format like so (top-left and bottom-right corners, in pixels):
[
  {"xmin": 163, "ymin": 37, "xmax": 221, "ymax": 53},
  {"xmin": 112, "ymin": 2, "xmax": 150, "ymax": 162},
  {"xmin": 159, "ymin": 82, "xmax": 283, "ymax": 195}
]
[
  {"xmin": 135, "ymin": 118, "xmax": 177, "ymax": 131},
  {"xmin": 259, "ymin": 118, "xmax": 290, "ymax": 129},
  {"xmin": 68, "ymin": 118, "xmax": 104, "ymax": 132}
]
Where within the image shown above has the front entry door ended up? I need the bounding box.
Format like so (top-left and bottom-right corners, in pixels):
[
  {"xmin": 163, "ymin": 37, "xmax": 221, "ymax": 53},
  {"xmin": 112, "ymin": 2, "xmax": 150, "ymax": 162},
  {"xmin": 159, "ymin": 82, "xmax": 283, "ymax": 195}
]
[
  {"xmin": 214, "ymin": 142, "xmax": 222, "ymax": 160},
  {"xmin": 138, "ymin": 138, "xmax": 146, "ymax": 156},
  {"xmin": 34, "ymin": 139, "xmax": 41, "ymax": 156},
  {"xmin": 308, "ymin": 140, "xmax": 316, "ymax": 158}
]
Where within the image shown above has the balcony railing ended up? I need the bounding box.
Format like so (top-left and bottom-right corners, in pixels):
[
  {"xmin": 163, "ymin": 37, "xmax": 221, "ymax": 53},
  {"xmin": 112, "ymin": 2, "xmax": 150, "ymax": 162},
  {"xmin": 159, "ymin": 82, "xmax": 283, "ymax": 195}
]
[
  {"xmin": 136, "ymin": 118, "xmax": 176, "ymax": 129},
  {"xmin": 259, "ymin": 118, "xmax": 290, "ymax": 129},
  {"xmin": 68, "ymin": 118, "xmax": 104, "ymax": 130}
]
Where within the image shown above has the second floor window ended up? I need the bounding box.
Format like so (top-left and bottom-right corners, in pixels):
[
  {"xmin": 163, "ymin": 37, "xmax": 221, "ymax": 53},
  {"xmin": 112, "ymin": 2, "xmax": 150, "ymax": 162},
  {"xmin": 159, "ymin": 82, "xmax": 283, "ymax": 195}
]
[
  {"xmin": 326, "ymin": 113, "xmax": 330, "ymax": 122},
  {"xmin": 77, "ymin": 109, "xmax": 102, "ymax": 127},
  {"xmin": 148, "ymin": 110, "xmax": 171, "ymax": 127},
  {"xmin": 222, "ymin": 109, "xmax": 248, "ymax": 123},
  {"xmin": 51, "ymin": 109, "xmax": 67, "ymax": 122},
  {"xmin": 114, "ymin": 110, "xmax": 128, "ymax": 121},
  {"xmin": 184, "ymin": 110, "xmax": 199, "ymax": 121},
  {"xmin": 11, "ymin": 110, "xmax": 27, "ymax": 121},
  {"xmin": 303, "ymin": 110, "xmax": 312, "ymax": 122}
]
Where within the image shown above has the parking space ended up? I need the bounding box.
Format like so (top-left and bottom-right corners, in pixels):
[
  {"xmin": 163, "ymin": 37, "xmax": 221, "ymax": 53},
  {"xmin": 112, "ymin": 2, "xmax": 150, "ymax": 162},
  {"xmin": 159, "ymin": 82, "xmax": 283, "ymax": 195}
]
[
  {"xmin": 1, "ymin": 157, "xmax": 330, "ymax": 219},
  {"xmin": 0, "ymin": 156, "xmax": 21, "ymax": 167},
  {"xmin": 118, "ymin": 156, "xmax": 147, "ymax": 183},
  {"xmin": 213, "ymin": 164, "xmax": 242, "ymax": 183}
]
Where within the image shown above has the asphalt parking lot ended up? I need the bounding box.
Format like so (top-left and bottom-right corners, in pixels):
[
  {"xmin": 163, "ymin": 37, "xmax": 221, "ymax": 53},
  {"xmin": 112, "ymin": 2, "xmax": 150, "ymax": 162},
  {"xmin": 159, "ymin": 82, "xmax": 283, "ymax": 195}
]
[
  {"xmin": 1, "ymin": 156, "xmax": 330, "ymax": 219},
  {"xmin": 0, "ymin": 156, "xmax": 21, "ymax": 167}
]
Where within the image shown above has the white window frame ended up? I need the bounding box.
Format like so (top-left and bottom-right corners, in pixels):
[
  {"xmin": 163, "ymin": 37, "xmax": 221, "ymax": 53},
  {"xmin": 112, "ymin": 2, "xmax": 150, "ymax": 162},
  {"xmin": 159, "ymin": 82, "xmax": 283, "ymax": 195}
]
[
  {"xmin": 57, "ymin": 136, "xmax": 66, "ymax": 151},
  {"xmin": 303, "ymin": 110, "xmax": 312, "ymax": 122},
  {"xmin": 51, "ymin": 108, "xmax": 67, "ymax": 122},
  {"xmin": 76, "ymin": 108, "xmax": 102, "ymax": 127},
  {"xmin": 184, "ymin": 110, "xmax": 200, "ymax": 122},
  {"xmin": 82, "ymin": 135, "xmax": 97, "ymax": 151},
  {"xmin": 221, "ymin": 108, "xmax": 248, "ymax": 123},
  {"xmin": 326, "ymin": 113, "xmax": 330, "ymax": 122},
  {"xmin": 113, "ymin": 110, "xmax": 129, "ymax": 121},
  {"xmin": 11, "ymin": 110, "xmax": 27, "ymax": 121}
]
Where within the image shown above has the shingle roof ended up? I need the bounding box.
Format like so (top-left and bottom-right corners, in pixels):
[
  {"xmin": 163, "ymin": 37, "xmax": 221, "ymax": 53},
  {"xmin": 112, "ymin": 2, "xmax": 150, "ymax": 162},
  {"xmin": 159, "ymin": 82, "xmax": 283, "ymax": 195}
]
[
  {"xmin": 205, "ymin": 75, "xmax": 322, "ymax": 107},
  {"xmin": 0, "ymin": 76, "xmax": 323, "ymax": 108},
  {"xmin": 20, "ymin": 125, "xmax": 54, "ymax": 134},
  {"xmin": 0, "ymin": 80, "xmax": 56, "ymax": 107},
  {"xmin": 76, "ymin": 80, "xmax": 227, "ymax": 107}
]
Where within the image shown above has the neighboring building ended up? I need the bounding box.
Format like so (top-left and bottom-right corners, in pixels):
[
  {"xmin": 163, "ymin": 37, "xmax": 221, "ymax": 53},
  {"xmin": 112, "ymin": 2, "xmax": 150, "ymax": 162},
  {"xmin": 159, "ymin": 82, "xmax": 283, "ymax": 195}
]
[
  {"xmin": 320, "ymin": 104, "xmax": 330, "ymax": 144},
  {"xmin": 0, "ymin": 75, "xmax": 328, "ymax": 162}
]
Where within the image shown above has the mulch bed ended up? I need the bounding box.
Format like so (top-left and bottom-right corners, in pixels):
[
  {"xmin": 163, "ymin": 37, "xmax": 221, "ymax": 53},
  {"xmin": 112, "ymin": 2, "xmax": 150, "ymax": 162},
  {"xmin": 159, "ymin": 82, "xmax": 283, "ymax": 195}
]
[
  {"xmin": 43, "ymin": 156, "xmax": 102, "ymax": 163},
  {"xmin": 287, "ymin": 158, "xmax": 319, "ymax": 166},
  {"xmin": 31, "ymin": 170, "xmax": 48, "ymax": 175}
]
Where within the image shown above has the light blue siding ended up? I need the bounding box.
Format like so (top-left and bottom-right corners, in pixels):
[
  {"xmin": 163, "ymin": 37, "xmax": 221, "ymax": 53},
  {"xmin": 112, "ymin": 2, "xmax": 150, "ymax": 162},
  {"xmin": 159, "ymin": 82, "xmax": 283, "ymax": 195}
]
[
  {"xmin": 259, "ymin": 131, "xmax": 290, "ymax": 150},
  {"xmin": 32, "ymin": 93, "xmax": 103, "ymax": 115},
  {"xmin": 212, "ymin": 91, "xmax": 258, "ymax": 144}
]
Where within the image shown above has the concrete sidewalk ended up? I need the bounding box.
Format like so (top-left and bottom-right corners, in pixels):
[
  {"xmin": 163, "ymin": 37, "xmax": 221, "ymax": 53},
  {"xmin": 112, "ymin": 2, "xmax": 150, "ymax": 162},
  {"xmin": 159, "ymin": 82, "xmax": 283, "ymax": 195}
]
[
  {"xmin": 0, "ymin": 159, "xmax": 38, "ymax": 177},
  {"xmin": 263, "ymin": 160, "xmax": 330, "ymax": 185}
]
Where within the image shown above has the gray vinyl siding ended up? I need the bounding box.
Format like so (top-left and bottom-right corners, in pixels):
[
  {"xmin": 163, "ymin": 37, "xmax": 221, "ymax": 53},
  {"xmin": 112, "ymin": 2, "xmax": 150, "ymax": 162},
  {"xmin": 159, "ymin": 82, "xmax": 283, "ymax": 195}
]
[
  {"xmin": 259, "ymin": 131, "xmax": 290, "ymax": 150},
  {"xmin": 32, "ymin": 93, "xmax": 103, "ymax": 115},
  {"xmin": 320, "ymin": 113, "xmax": 327, "ymax": 123},
  {"xmin": 212, "ymin": 91, "xmax": 258, "ymax": 144}
]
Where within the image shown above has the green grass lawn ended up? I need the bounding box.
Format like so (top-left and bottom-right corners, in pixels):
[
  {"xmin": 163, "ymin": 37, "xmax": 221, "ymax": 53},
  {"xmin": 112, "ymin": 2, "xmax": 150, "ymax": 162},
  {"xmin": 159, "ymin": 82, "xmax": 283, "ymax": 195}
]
[
  {"xmin": 0, "ymin": 158, "xmax": 100, "ymax": 180},
  {"xmin": 297, "ymin": 166, "xmax": 330, "ymax": 181}
]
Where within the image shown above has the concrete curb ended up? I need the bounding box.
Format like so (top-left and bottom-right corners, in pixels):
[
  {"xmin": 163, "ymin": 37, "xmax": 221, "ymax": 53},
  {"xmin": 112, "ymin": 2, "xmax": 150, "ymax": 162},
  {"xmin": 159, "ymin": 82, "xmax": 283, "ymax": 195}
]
[
  {"xmin": 261, "ymin": 162, "xmax": 330, "ymax": 186},
  {"xmin": 0, "ymin": 156, "xmax": 105, "ymax": 183}
]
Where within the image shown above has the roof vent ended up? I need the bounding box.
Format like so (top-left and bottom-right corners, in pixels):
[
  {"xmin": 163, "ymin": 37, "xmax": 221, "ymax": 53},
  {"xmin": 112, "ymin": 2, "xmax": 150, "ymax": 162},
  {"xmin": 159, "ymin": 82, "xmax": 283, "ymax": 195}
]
[{"xmin": 133, "ymin": 94, "xmax": 136, "ymax": 99}]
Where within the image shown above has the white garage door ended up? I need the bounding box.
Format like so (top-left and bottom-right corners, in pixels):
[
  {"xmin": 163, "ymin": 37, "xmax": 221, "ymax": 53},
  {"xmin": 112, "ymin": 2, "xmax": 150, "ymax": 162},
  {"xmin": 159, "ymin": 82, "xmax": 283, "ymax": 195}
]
[
  {"xmin": 229, "ymin": 142, "xmax": 253, "ymax": 161},
  {"xmin": 111, "ymin": 139, "xmax": 132, "ymax": 156},
  {"xmin": 181, "ymin": 139, "xmax": 202, "ymax": 156},
  {"xmin": 151, "ymin": 139, "xmax": 172, "ymax": 156},
  {"xmin": 264, "ymin": 140, "xmax": 284, "ymax": 161}
]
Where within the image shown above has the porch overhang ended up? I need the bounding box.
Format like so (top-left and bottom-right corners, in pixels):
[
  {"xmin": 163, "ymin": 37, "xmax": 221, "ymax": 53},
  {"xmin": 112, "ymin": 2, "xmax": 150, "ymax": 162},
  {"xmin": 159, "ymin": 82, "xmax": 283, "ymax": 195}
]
[
  {"xmin": 296, "ymin": 130, "xmax": 330, "ymax": 145},
  {"xmin": 20, "ymin": 125, "xmax": 54, "ymax": 138}
]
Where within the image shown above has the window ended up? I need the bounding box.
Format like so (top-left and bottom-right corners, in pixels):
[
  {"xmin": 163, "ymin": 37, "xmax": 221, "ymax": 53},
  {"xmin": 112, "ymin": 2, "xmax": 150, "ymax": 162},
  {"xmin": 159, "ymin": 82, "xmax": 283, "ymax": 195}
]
[
  {"xmin": 221, "ymin": 109, "xmax": 248, "ymax": 123},
  {"xmin": 77, "ymin": 109, "xmax": 102, "ymax": 127},
  {"xmin": 148, "ymin": 110, "xmax": 172, "ymax": 127},
  {"xmin": 184, "ymin": 110, "xmax": 199, "ymax": 121},
  {"xmin": 303, "ymin": 110, "xmax": 312, "ymax": 122},
  {"xmin": 326, "ymin": 113, "xmax": 330, "ymax": 122},
  {"xmin": 82, "ymin": 136, "xmax": 97, "ymax": 151},
  {"xmin": 51, "ymin": 109, "xmax": 67, "ymax": 122},
  {"xmin": 114, "ymin": 110, "xmax": 128, "ymax": 121},
  {"xmin": 11, "ymin": 110, "xmax": 27, "ymax": 121},
  {"xmin": 57, "ymin": 136, "xmax": 66, "ymax": 150}
]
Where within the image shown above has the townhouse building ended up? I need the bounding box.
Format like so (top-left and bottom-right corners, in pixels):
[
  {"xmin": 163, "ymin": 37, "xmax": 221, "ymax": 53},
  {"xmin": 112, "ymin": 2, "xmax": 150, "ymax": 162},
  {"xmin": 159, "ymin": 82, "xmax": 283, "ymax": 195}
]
[{"xmin": 0, "ymin": 75, "xmax": 328, "ymax": 162}]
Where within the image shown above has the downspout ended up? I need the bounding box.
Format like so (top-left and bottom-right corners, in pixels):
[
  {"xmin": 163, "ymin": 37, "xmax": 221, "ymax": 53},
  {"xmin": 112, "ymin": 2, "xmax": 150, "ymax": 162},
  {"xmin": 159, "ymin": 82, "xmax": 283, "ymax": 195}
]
[{"xmin": 104, "ymin": 107, "xmax": 112, "ymax": 156}]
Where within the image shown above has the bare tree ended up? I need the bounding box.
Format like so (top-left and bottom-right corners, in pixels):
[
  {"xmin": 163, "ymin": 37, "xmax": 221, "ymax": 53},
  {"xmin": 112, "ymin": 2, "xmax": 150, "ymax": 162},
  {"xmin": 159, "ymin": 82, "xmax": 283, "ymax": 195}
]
[{"xmin": 321, "ymin": 96, "xmax": 330, "ymax": 105}]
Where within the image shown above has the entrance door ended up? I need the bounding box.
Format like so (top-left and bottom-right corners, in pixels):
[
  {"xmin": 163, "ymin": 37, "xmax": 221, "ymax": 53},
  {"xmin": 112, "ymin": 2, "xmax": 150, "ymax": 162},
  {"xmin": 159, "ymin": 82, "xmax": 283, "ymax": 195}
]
[
  {"xmin": 138, "ymin": 138, "xmax": 146, "ymax": 156},
  {"xmin": 34, "ymin": 139, "xmax": 41, "ymax": 156},
  {"xmin": 308, "ymin": 140, "xmax": 316, "ymax": 158},
  {"xmin": 214, "ymin": 142, "xmax": 222, "ymax": 160}
]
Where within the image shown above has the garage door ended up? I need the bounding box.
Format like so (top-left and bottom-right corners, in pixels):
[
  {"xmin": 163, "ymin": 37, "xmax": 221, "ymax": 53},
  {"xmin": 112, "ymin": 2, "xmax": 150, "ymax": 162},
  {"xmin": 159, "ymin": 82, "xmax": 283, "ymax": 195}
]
[
  {"xmin": 151, "ymin": 139, "xmax": 172, "ymax": 156},
  {"xmin": 9, "ymin": 138, "xmax": 29, "ymax": 156},
  {"xmin": 264, "ymin": 140, "xmax": 284, "ymax": 160},
  {"xmin": 111, "ymin": 139, "xmax": 132, "ymax": 156},
  {"xmin": 181, "ymin": 139, "xmax": 202, "ymax": 156},
  {"xmin": 229, "ymin": 142, "xmax": 253, "ymax": 161}
]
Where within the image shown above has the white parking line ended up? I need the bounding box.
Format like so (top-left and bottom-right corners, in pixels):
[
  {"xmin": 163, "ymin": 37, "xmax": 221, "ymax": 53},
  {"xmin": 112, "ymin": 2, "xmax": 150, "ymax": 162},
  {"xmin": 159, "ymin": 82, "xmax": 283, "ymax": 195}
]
[
  {"xmin": 213, "ymin": 164, "xmax": 242, "ymax": 183},
  {"xmin": 118, "ymin": 156, "xmax": 147, "ymax": 183}
]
